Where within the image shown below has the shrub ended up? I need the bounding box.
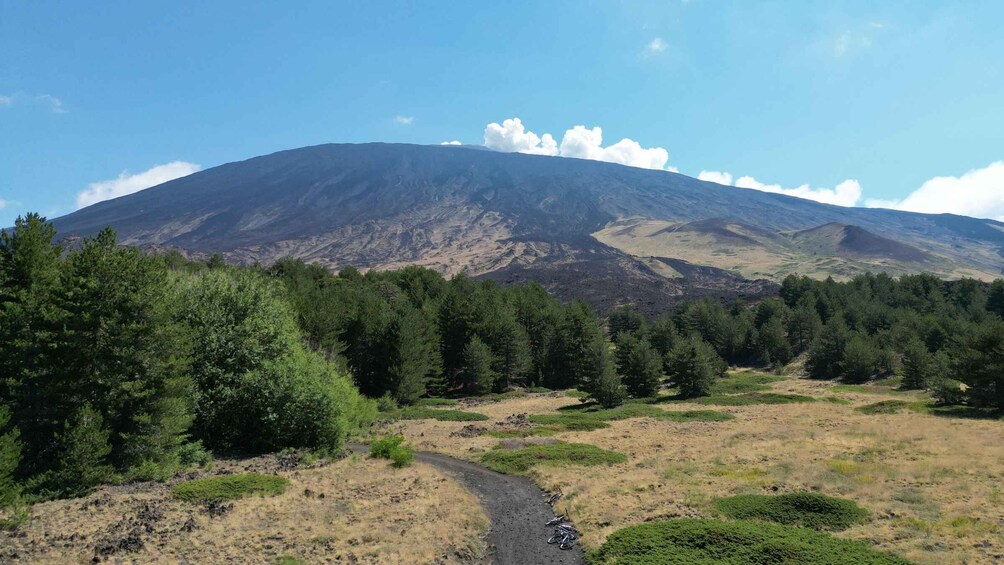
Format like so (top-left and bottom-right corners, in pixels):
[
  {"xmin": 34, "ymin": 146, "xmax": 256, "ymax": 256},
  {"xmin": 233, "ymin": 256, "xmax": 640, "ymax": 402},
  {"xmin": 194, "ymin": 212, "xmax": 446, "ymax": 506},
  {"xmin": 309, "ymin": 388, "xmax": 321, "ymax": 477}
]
[
  {"xmin": 380, "ymin": 407, "xmax": 489, "ymax": 422},
  {"xmin": 177, "ymin": 441, "xmax": 213, "ymax": 468},
  {"xmin": 172, "ymin": 473, "xmax": 289, "ymax": 503},
  {"xmin": 856, "ymin": 400, "xmax": 911, "ymax": 415},
  {"xmin": 414, "ymin": 397, "xmax": 458, "ymax": 407},
  {"xmin": 389, "ymin": 445, "xmax": 415, "ymax": 468},
  {"xmin": 530, "ymin": 405, "xmax": 733, "ymax": 433},
  {"xmin": 931, "ymin": 377, "xmax": 966, "ymax": 406},
  {"xmin": 376, "ymin": 394, "xmax": 398, "ymax": 412},
  {"xmin": 370, "ymin": 435, "xmax": 406, "ymax": 459},
  {"xmin": 714, "ymin": 493, "xmax": 870, "ymax": 531},
  {"xmin": 693, "ymin": 393, "xmax": 816, "ymax": 406},
  {"xmin": 587, "ymin": 518, "xmax": 908, "ymax": 565},
  {"xmin": 480, "ymin": 442, "xmax": 627, "ymax": 475}
]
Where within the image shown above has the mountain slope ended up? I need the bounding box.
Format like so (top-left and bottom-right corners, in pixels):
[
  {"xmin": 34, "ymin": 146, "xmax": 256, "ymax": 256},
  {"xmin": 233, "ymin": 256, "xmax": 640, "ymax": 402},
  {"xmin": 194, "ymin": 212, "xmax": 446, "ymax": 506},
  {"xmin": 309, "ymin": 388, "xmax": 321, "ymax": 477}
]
[{"xmin": 52, "ymin": 143, "xmax": 1004, "ymax": 310}]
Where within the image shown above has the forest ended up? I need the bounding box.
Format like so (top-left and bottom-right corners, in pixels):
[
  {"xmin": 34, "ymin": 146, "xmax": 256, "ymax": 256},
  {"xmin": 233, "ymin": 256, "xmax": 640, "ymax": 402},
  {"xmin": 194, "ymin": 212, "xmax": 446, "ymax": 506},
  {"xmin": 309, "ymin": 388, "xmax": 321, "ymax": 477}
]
[{"xmin": 2, "ymin": 213, "xmax": 1003, "ymax": 522}]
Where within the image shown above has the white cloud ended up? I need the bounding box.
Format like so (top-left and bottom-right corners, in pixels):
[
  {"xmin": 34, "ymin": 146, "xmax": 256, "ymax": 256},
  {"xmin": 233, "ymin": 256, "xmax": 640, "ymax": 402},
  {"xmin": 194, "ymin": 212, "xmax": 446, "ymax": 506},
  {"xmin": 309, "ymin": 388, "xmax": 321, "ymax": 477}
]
[
  {"xmin": 0, "ymin": 92, "xmax": 66, "ymax": 113},
  {"xmin": 483, "ymin": 117, "xmax": 671, "ymax": 170},
  {"xmin": 865, "ymin": 161, "xmax": 1004, "ymax": 221},
  {"xmin": 697, "ymin": 170, "xmax": 733, "ymax": 185},
  {"xmin": 697, "ymin": 170, "xmax": 862, "ymax": 207},
  {"xmin": 393, "ymin": 115, "xmax": 414, "ymax": 125},
  {"xmin": 833, "ymin": 31, "xmax": 872, "ymax": 56},
  {"xmin": 76, "ymin": 161, "xmax": 201, "ymax": 209},
  {"xmin": 0, "ymin": 199, "xmax": 10, "ymax": 209},
  {"xmin": 36, "ymin": 94, "xmax": 66, "ymax": 113},
  {"xmin": 440, "ymin": 140, "xmax": 462, "ymax": 145},
  {"xmin": 647, "ymin": 37, "xmax": 667, "ymax": 52}
]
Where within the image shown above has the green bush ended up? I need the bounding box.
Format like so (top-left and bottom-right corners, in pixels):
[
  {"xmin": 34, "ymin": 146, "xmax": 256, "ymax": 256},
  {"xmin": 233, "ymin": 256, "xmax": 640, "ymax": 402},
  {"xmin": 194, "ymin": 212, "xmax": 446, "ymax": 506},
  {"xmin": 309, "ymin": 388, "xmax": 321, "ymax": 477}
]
[
  {"xmin": 714, "ymin": 493, "xmax": 869, "ymax": 531},
  {"xmin": 479, "ymin": 442, "xmax": 627, "ymax": 475},
  {"xmin": 376, "ymin": 394, "xmax": 399, "ymax": 412},
  {"xmin": 529, "ymin": 404, "xmax": 733, "ymax": 433},
  {"xmin": 587, "ymin": 518, "xmax": 908, "ymax": 565},
  {"xmin": 693, "ymin": 393, "xmax": 816, "ymax": 406},
  {"xmin": 413, "ymin": 397, "xmax": 458, "ymax": 407},
  {"xmin": 931, "ymin": 377, "xmax": 966, "ymax": 406},
  {"xmin": 389, "ymin": 445, "xmax": 415, "ymax": 468},
  {"xmin": 380, "ymin": 407, "xmax": 489, "ymax": 422},
  {"xmin": 856, "ymin": 400, "xmax": 911, "ymax": 415},
  {"xmin": 369, "ymin": 435, "xmax": 406, "ymax": 459},
  {"xmin": 177, "ymin": 441, "xmax": 213, "ymax": 468},
  {"xmin": 172, "ymin": 473, "xmax": 289, "ymax": 503}
]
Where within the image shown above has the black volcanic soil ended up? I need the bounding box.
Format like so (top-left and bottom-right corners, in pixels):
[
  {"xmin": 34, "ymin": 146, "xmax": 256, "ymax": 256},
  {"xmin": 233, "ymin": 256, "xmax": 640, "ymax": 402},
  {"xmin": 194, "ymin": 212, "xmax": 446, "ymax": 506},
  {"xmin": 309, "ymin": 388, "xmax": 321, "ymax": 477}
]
[{"xmin": 350, "ymin": 444, "xmax": 583, "ymax": 565}]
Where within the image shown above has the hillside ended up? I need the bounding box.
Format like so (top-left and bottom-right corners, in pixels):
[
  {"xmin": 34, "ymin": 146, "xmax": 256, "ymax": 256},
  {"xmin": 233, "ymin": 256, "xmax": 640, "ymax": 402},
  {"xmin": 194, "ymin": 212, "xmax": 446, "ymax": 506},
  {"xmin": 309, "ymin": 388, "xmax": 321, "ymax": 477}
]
[{"xmin": 51, "ymin": 143, "xmax": 1004, "ymax": 310}]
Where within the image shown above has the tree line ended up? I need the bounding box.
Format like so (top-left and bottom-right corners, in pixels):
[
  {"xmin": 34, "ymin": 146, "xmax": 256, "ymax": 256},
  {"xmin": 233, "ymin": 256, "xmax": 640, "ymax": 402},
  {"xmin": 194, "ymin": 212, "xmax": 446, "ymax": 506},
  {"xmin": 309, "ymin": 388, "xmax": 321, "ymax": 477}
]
[{"xmin": 3, "ymin": 213, "xmax": 1004, "ymax": 516}]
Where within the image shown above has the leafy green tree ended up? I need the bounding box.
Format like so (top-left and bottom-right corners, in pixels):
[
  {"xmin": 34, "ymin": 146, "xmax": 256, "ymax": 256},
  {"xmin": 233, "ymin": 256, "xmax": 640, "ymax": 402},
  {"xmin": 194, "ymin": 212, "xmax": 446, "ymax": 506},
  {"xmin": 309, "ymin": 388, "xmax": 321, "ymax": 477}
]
[
  {"xmin": 614, "ymin": 332, "xmax": 663, "ymax": 398},
  {"xmin": 668, "ymin": 336, "xmax": 723, "ymax": 398},
  {"xmin": 459, "ymin": 336, "xmax": 496, "ymax": 395},
  {"xmin": 841, "ymin": 335, "xmax": 880, "ymax": 383}
]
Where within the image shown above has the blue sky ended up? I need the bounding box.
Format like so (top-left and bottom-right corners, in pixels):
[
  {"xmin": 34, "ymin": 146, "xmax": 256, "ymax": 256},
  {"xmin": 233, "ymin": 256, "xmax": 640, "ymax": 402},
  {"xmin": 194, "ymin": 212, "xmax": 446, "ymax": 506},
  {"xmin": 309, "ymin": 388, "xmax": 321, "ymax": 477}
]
[{"xmin": 2, "ymin": 1, "xmax": 1003, "ymax": 226}]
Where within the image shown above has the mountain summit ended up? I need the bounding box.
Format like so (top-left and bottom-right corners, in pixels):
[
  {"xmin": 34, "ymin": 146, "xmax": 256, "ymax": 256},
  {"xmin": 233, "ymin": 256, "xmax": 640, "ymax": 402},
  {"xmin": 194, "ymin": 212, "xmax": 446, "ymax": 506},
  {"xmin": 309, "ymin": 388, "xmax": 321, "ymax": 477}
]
[{"xmin": 53, "ymin": 143, "xmax": 1004, "ymax": 311}]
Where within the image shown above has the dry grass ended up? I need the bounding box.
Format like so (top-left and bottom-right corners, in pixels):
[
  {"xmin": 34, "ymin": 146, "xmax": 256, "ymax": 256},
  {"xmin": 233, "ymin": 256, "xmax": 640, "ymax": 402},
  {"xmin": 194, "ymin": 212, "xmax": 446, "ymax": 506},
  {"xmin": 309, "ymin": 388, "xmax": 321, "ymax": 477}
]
[
  {"xmin": 391, "ymin": 379, "xmax": 1004, "ymax": 564},
  {"xmin": 7, "ymin": 454, "xmax": 487, "ymax": 564}
]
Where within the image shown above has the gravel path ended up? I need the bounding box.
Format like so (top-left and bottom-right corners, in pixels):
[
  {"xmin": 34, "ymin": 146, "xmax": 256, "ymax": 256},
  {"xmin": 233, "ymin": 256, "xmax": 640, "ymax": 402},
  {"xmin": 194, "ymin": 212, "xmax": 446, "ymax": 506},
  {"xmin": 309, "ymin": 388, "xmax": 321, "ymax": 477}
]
[{"xmin": 349, "ymin": 444, "xmax": 584, "ymax": 565}]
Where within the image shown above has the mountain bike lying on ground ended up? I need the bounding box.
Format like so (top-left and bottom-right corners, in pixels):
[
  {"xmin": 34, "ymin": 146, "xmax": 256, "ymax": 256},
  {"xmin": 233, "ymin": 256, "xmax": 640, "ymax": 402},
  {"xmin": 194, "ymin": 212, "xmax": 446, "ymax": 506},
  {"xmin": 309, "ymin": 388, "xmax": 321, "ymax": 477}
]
[{"xmin": 546, "ymin": 522, "xmax": 579, "ymax": 550}]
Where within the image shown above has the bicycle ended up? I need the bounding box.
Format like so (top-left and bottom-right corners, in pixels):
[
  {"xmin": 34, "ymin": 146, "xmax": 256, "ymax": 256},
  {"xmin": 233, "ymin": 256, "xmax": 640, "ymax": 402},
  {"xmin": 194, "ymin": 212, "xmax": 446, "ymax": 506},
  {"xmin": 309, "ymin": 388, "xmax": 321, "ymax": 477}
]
[{"xmin": 547, "ymin": 523, "xmax": 578, "ymax": 550}]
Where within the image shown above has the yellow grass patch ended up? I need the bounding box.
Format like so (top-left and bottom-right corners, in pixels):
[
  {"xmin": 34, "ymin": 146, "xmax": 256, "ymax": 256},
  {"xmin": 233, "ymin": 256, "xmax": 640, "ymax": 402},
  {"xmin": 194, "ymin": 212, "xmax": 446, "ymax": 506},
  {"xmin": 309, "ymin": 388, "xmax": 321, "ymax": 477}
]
[
  {"xmin": 393, "ymin": 379, "xmax": 1004, "ymax": 564},
  {"xmin": 9, "ymin": 455, "xmax": 487, "ymax": 564}
]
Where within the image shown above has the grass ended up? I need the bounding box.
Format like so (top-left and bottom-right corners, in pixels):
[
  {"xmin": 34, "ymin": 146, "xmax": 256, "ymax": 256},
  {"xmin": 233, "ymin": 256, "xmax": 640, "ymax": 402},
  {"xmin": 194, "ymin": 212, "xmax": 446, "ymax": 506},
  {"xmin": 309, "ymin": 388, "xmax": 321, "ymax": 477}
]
[
  {"xmin": 856, "ymin": 400, "xmax": 912, "ymax": 415},
  {"xmin": 710, "ymin": 373, "xmax": 787, "ymax": 395},
  {"xmin": 586, "ymin": 518, "xmax": 909, "ymax": 564},
  {"xmin": 529, "ymin": 404, "xmax": 733, "ymax": 433},
  {"xmin": 714, "ymin": 493, "xmax": 870, "ymax": 531},
  {"xmin": 379, "ymin": 406, "xmax": 489, "ymax": 422},
  {"xmin": 691, "ymin": 392, "xmax": 816, "ymax": 406},
  {"xmin": 479, "ymin": 441, "xmax": 627, "ymax": 475},
  {"xmin": 413, "ymin": 397, "xmax": 459, "ymax": 407},
  {"xmin": 171, "ymin": 473, "xmax": 289, "ymax": 503}
]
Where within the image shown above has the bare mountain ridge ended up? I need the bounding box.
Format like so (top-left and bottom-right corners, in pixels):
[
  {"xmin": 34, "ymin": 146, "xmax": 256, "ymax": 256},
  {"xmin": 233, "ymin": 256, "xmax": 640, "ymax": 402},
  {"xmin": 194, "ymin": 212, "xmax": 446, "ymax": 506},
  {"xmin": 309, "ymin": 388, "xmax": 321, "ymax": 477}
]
[{"xmin": 51, "ymin": 143, "xmax": 1004, "ymax": 312}]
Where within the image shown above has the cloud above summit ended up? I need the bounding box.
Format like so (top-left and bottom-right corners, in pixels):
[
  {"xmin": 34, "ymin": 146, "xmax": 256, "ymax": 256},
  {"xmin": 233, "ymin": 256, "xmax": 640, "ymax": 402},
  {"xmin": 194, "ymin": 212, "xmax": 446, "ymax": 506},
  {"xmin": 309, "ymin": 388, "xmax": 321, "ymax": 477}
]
[{"xmin": 483, "ymin": 118, "xmax": 673, "ymax": 171}]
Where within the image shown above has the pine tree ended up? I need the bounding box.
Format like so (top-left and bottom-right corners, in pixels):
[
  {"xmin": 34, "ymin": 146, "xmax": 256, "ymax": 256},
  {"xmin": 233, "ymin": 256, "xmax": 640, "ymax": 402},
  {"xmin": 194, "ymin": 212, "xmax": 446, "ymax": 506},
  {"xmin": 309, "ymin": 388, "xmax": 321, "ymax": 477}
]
[
  {"xmin": 756, "ymin": 316, "xmax": 793, "ymax": 368},
  {"xmin": 667, "ymin": 336, "xmax": 722, "ymax": 398},
  {"xmin": 787, "ymin": 297, "xmax": 822, "ymax": 352},
  {"xmin": 988, "ymin": 280, "xmax": 1004, "ymax": 318},
  {"xmin": 841, "ymin": 335, "xmax": 880, "ymax": 383},
  {"xmin": 590, "ymin": 362, "xmax": 626, "ymax": 408},
  {"xmin": 607, "ymin": 305, "xmax": 646, "ymax": 339},
  {"xmin": 53, "ymin": 405, "xmax": 113, "ymax": 497},
  {"xmin": 460, "ymin": 336, "xmax": 497, "ymax": 395},
  {"xmin": 806, "ymin": 318, "xmax": 851, "ymax": 379},
  {"xmin": 901, "ymin": 337, "xmax": 933, "ymax": 389},
  {"xmin": 614, "ymin": 332, "xmax": 663, "ymax": 398}
]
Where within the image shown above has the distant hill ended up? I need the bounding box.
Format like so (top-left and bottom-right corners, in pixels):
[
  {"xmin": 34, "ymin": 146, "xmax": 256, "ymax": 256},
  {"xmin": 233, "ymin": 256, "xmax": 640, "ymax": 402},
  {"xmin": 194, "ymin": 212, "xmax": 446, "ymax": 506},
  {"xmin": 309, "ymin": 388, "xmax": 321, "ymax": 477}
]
[{"xmin": 51, "ymin": 143, "xmax": 1004, "ymax": 313}]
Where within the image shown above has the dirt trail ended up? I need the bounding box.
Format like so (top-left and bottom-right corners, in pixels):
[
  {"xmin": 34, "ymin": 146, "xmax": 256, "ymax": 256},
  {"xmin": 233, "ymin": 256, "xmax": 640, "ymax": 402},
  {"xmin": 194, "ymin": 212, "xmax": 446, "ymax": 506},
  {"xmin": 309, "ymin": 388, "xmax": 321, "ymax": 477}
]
[{"xmin": 349, "ymin": 444, "xmax": 584, "ymax": 565}]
